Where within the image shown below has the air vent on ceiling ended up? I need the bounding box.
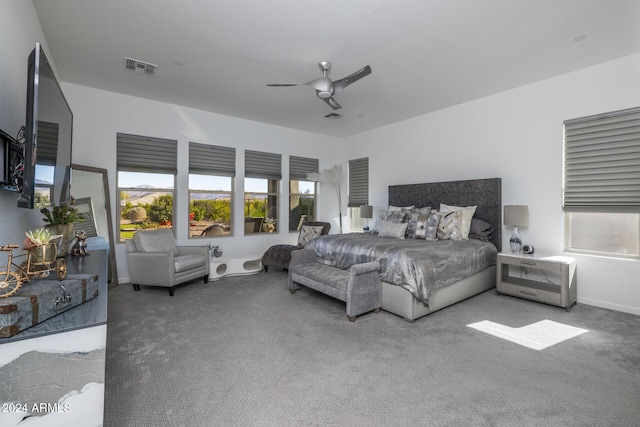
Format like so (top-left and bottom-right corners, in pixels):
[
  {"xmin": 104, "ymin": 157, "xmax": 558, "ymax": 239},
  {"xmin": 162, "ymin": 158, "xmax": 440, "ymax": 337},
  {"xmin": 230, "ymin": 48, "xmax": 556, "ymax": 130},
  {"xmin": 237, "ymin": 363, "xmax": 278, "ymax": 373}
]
[
  {"xmin": 125, "ymin": 57, "xmax": 157, "ymax": 75},
  {"xmin": 324, "ymin": 112, "xmax": 343, "ymax": 119}
]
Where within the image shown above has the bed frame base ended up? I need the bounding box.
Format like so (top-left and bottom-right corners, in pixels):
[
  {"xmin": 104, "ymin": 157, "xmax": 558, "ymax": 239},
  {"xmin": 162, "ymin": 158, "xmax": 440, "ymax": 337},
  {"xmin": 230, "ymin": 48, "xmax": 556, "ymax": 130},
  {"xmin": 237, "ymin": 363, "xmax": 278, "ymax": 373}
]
[{"xmin": 381, "ymin": 266, "xmax": 496, "ymax": 322}]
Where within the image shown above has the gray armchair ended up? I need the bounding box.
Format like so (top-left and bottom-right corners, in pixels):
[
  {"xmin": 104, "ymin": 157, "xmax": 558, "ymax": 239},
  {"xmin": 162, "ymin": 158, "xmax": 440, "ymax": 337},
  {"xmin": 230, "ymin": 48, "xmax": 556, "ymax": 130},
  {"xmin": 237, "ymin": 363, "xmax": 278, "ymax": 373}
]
[{"xmin": 125, "ymin": 229, "xmax": 210, "ymax": 296}]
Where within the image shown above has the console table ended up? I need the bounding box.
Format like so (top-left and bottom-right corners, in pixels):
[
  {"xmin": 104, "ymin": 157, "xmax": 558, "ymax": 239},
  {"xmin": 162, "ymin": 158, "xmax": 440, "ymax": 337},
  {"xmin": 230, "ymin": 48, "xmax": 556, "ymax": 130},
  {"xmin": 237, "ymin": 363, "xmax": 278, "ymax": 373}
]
[
  {"xmin": 0, "ymin": 251, "xmax": 108, "ymax": 427},
  {"xmin": 496, "ymin": 252, "xmax": 577, "ymax": 311}
]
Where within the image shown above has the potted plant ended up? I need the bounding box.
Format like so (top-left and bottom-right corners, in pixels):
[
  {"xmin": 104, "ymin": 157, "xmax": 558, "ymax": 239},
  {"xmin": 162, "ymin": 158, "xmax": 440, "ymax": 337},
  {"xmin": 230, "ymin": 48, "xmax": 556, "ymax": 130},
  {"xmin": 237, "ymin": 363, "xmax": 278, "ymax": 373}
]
[
  {"xmin": 24, "ymin": 227, "xmax": 62, "ymax": 263},
  {"xmin": 40, "ymin": 203, "xmax": 85, "ymax": 256}
]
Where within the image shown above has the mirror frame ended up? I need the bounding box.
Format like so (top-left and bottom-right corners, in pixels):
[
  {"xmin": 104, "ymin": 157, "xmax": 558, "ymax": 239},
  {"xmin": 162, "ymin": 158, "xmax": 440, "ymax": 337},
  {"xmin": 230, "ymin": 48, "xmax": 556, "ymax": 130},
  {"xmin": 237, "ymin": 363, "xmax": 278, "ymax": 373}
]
[{"xmin": 71, "ymin": 164, "xmax": 117, "ymax": 285}]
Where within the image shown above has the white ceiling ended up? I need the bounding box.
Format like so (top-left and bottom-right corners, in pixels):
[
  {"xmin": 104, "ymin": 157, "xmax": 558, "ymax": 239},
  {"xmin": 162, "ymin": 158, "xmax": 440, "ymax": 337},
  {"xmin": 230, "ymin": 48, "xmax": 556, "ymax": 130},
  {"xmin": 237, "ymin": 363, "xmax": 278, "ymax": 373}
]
[{"xmin": 33, "ymin": 0, "xmax": 640, "ymax": 138}]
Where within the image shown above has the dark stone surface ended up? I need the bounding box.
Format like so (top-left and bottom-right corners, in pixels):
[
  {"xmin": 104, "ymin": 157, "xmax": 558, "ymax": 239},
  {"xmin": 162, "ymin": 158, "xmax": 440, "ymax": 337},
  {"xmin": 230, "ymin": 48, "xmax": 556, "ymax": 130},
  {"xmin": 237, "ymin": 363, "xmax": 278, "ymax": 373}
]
[{"xmin": 0, "ymin": 250, "xmax": 108, "ymax": 344}]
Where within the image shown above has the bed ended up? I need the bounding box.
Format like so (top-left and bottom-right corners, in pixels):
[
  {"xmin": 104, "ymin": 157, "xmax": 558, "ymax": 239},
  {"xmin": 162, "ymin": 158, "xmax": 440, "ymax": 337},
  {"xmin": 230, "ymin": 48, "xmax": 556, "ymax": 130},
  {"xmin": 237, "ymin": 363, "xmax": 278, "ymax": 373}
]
[{"xmin": 306, "ymin": 178, "xmax": 501, "ymax": 322}]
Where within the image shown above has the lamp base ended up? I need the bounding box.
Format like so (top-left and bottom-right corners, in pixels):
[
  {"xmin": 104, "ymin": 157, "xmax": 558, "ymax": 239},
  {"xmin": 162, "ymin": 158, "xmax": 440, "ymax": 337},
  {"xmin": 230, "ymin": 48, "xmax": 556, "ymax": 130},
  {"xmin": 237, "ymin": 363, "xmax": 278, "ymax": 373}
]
[{"xmin": 510, "ymin": 226, "xmax": 523, "ymax": 253}]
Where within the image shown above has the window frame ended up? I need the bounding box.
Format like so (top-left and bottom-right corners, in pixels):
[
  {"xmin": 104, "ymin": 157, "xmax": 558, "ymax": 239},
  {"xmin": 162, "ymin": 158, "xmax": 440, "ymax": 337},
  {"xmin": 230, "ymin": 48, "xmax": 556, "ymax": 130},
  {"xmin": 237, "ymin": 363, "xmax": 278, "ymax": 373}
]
[
  {"xmin": 116, "ymin": 133, "xmax": 177, "ymax": 241},
  {"xmin": 348, "ymin": 157, "xmax": 369, "ymax": 231},
  {"xmin": 563, "ymin": 107, "xmax": 640, "ymax": 258},
  {"xmin": 244, "ymin": 150, "xmax": 281, "ymax": 235},
  {"xmin": 244, "ymin": 177, "xmax": 279, "ymax": 234},
  {"xmin": 288, "ymin": 155, "xmax": 319, "ymax": 231},
  {"xmin": 188, "ymin": 174, "xmax": 234, "ymax": 239},
  {"xmin": 188, "ymin": 142, "xmax": 236, "ymax": 239},
  {"xmin": 117, "ymin": 171, "xmax": 176, "ymax": 241},
  {"xmin": 289, "ymin": 179, "xmax": 317, "ymax": 231}
]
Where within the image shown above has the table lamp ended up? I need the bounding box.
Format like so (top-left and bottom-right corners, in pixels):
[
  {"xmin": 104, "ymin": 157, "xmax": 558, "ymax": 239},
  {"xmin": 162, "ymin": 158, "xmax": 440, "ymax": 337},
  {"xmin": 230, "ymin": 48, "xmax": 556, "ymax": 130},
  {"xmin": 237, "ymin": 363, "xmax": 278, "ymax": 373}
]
[{"xmin": 360, "ymin": 205, "xmax": 373, "ymax": 231}]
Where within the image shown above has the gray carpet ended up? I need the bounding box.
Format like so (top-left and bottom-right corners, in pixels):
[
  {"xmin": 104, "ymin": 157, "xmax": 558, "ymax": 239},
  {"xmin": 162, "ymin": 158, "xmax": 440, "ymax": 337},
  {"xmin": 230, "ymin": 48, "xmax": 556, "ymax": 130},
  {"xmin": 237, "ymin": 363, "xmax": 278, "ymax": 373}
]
[{"xmin": 105, "ymin": 270, "xmax": 640, "ymax": 426}]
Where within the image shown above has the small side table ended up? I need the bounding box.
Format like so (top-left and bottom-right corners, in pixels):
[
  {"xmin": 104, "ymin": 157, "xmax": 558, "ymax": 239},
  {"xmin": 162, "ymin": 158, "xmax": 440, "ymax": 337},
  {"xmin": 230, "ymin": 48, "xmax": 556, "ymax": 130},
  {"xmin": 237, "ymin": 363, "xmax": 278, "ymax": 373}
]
[
  {"xmin": 209, "ymin": 257, "xmax": 263, "ymax": 281},
  {"xmin": 496, "ymin": 252, "xmax": 577, "ymax": 311}
]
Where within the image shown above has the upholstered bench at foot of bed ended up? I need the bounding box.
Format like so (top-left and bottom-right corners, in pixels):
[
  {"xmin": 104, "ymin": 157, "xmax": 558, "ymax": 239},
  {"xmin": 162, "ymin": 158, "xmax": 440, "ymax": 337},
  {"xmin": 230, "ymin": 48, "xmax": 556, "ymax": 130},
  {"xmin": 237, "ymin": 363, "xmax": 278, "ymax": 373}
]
[{"xmin": 288, "ymin": 249, "xmax": 382, "ymax": 322}]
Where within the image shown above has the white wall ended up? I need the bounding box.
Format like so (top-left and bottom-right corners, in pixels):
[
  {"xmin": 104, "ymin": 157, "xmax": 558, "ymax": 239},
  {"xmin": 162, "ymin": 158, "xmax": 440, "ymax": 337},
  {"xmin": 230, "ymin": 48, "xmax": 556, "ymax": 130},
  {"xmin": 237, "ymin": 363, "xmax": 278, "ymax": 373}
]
[
  {"xmin": 62, "ymin": 83, "xmax": 344, "ymax": 283},
  {"xmin": 0, "ymin": 1, "xmax": 55, "ymax": 246},
  {"xmin": 345, "ymin": 53, "xmax": 640, "ymax": 315},
  {"xmin": 2, "ymin": 1, "xmax": 639, "ymax": 315}
]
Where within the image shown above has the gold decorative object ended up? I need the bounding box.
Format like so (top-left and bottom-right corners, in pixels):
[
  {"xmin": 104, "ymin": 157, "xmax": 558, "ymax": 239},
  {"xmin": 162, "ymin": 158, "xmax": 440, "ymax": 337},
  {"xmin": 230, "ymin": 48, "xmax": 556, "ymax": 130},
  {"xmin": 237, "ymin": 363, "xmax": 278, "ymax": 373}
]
[{"xmin": 0, "ymin": 237, "xmax": 68, "ymax": 298}]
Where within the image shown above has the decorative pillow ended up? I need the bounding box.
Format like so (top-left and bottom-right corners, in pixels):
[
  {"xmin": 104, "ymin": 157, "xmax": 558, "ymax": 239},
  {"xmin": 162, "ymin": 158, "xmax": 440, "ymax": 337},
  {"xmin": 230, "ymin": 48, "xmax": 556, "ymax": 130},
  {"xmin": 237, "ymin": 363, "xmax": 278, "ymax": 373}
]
[
  {"xmin": 378, "ymin": 221, "xmax": 408, "ymax": 239},
  {"xmin": 371, "ymin": 209, "xmax": 391, "ymax": 233},
  {"xmin": 437, "ymin": 210, "xmax": 463, "ymax": 240},
  {"xmin": 439, "ymin": 204, "xmax": 477, "ymax": 239},
  {"xmin": 469, "ymin": 218, "xmax": 494, "ymax": 242},
  {"xmin": 407, "ymin": 207, "xmax": 431, "ymax": 239},
  {"xmin": 416, "ymin": 210, "xmax": 440, "ymax": 241},
  {"xmin": 297, "ymin": 225, "xmax": 324, "ymax": 246},
  {"xmin": 372, "ymin": 209, "xmax": 410, "ymax": 233},
  {"xmin": 387, "ymin": 209, "xmax": 412, "ymax": 225}
]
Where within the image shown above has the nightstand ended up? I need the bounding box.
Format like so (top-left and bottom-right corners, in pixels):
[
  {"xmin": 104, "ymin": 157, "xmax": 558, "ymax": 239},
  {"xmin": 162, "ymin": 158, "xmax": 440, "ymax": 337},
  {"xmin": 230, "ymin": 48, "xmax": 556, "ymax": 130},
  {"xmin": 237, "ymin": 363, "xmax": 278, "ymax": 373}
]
[{"xmin": 496, "ymin": 252, "xmax": 577, "ymax": 311}]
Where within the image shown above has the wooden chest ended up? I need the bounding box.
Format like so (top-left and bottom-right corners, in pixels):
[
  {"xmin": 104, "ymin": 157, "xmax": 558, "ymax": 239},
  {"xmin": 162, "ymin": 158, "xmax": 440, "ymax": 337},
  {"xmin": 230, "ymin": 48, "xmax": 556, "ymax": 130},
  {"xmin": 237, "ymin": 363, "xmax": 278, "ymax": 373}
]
[{"xmin": 0, "ymin": 274, "xmax": 99, "ymax": 338}]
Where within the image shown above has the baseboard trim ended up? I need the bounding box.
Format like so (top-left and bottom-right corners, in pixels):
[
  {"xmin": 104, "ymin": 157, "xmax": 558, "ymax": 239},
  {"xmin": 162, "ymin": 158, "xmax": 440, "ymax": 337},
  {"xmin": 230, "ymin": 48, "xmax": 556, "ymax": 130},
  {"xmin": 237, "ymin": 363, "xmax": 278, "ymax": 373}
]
[{"xmin": 577, "ymin": 297, "xmax": 640, "ymax": 316}]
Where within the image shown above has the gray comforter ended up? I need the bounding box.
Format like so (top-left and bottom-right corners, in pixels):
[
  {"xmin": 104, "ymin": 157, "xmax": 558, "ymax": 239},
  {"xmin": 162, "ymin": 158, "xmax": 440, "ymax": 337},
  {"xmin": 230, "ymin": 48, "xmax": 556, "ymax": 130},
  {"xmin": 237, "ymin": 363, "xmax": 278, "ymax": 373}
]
[{"xmin": 305, "ymin": 233, "xmax": 497, "ymax": 305}]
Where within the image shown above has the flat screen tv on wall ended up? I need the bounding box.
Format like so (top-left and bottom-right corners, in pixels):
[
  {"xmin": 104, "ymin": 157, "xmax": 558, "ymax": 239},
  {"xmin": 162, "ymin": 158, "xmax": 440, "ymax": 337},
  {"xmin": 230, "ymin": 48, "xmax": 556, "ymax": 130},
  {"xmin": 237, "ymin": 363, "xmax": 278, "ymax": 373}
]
[{"xmin": 17, "ymin": 42, "xmax": 73, "ymax": 209}]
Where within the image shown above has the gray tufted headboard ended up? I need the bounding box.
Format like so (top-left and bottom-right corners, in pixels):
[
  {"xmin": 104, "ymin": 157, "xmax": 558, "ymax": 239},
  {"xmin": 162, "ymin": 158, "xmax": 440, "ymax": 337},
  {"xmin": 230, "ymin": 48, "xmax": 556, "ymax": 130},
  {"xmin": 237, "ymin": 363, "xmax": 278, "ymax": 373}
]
[{"xmin": 388, "ymin": 178, "xmax": 502, "ymax": 252}]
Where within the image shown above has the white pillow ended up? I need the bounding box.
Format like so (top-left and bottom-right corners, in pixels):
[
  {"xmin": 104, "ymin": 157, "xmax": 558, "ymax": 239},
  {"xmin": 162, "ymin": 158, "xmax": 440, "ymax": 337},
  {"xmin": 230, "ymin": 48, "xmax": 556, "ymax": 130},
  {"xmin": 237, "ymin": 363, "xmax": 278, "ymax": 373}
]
[
  {"xmin": 439, "ymin": 204, "xmax": 477, "ymax": 239},
  {"xmin": 437, "ymin": 210, "xmax": 463, "ymax": 240},
  {"xmin": 388, "ymin": 205, "xmax": 415, "ymax": 212},
  {"xmin": 378, "ymin": 221, "xmax": 408, "ymax": 239},
  {"xmin": 297, "ymin": 225, "xmax": 324, "ymax": 246}
]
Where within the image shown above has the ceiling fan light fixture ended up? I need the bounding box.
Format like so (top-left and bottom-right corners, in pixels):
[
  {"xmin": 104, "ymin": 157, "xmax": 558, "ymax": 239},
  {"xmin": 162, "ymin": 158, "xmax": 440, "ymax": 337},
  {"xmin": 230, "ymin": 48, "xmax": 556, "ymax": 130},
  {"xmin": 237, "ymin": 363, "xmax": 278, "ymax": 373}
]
[{"xmin": 267, "ymin": 61, "xmax": 371, "ymax": 110}]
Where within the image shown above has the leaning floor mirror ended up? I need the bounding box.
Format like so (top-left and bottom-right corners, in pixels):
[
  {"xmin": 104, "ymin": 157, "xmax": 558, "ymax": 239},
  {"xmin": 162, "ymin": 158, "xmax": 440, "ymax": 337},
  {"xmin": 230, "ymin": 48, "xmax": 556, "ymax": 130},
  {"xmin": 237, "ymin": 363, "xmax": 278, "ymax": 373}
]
[{"xmin": 71, "ymin": 164, "xmax": 117, "ymax": 285}]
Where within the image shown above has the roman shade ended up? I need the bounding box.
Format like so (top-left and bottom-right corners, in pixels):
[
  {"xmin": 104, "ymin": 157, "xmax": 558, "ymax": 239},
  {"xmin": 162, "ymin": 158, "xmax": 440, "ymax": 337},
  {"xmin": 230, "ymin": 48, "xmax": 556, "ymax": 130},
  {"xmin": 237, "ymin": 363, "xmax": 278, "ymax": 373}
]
[
  {"xmin": 245, "ymin": 150, "xmax": 281, "ymax": 180},
  {"xmin": 117, "ymin": 133, "xmax": 177, "ymax": 174},
  {"xmin": 564, "ymin": 106, "xmax": 640, "ymax": 212},
  {"xmin": 189, "ymin": 142, "xmax": 236, "ymax": 177},
  {"xmin": 348, "ymin": 157, "xmax": 369, "ymax": 208},
  {"xmin": 289, "ymin": 155, "xmax": 319, "ymax": 181}
]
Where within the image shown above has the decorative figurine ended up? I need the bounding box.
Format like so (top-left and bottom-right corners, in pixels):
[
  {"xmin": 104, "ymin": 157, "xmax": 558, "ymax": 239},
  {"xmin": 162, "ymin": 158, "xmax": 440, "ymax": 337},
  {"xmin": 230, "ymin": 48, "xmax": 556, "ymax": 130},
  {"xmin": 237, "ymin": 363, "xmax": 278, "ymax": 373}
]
[{"xmin": 71, "ymin": 231, "xmax": 89, "ymax": 256}]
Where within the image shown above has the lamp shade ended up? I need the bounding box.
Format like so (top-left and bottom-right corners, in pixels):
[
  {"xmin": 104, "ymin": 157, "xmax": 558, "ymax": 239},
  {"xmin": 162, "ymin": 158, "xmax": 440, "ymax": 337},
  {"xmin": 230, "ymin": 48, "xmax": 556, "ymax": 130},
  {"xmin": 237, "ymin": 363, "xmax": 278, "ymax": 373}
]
[
  {"xmin": 360, "ymin": 205, "xmax": 373, "ymax": 219},
  {"xmin": 504, "ymin": 205, "xmax": 529, "ymax": 227}
]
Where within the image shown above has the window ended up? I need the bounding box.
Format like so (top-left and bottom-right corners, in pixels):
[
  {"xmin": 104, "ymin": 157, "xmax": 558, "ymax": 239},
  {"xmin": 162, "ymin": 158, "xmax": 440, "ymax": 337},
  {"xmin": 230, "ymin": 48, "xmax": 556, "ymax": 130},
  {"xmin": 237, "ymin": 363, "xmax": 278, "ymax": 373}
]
[
  {"xmin": 117, "ymin": 133, "xmax": 177, "ymax": 241},
  {"xmin": 348, "ymin": 157, "xmax": 369, "ymax": 230},
  {"xmin": 189, "ymin": 143, "xmax": 235, "ymax": 238},
  {"xmin": 245, "ymin": 150, "xmax": 281, "ymax": 234},
  {"xmin": 563, "ymin": 106, "xmax": 640, "ymax": 257},
  {"xmin": 289, "ymin": 156, "xmax": 318, "ymax": 231}
]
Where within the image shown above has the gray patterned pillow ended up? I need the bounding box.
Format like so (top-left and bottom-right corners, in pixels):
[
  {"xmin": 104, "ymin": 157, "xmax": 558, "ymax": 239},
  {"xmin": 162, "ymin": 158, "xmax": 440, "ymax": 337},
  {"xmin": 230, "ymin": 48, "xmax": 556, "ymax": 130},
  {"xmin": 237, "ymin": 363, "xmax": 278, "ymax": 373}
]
[
  {"xmin": 416, "ymin": 210, "xmax": 440, "ymax": 241},
  {"xmin": 297, "ymin": 225, "xmax": 324, "ymax": 246},
  {"xmin": 371, "ymin": 209, "xmax": 391, "ymax": 233},
  {"xmin": 378, "ymin": 221, "xmax": 408, "ymax": 239},
  {"xmin": 407, "ymin": 207, "xmax": 431, "ymax": 239}
]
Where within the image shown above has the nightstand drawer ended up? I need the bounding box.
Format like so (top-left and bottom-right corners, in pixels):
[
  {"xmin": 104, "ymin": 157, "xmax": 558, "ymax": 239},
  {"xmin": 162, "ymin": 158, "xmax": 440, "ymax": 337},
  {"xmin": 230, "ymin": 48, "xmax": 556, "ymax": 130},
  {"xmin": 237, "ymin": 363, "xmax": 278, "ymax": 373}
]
[
  {"xmin": 498, "ymin": 256, "xmax": 562, "ymax": 272},
  {"xmin": 499, "ymin": 281, "xmax": 562, "ymax": 307}
]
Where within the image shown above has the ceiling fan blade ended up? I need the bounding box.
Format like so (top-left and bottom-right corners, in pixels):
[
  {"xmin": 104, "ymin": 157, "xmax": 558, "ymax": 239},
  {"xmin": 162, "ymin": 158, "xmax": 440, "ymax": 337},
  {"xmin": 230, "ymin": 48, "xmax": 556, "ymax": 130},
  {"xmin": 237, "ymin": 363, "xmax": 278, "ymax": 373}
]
[
  {"xmin": 332, "ymin": 65, "xmax": 372, "ymax": 94},
  {"xmin": 266, "ymin": 83, "xmax": 301, "ymax": 87},
  {"xmin": 322, "ymin": 96, "xmax": 342, "ymax": 110},
  {"xmin": 304, "ymin": 77, "xmax": 333, "ymax": 93}
]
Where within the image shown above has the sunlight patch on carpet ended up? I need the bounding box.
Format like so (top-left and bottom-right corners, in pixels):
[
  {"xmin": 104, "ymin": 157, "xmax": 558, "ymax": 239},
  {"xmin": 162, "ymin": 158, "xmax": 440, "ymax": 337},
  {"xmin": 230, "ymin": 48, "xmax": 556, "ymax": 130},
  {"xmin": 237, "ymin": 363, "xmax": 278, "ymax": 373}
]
[{"xmin": 467, "ymin": 319, "xmax": 589, "ymax": 350}]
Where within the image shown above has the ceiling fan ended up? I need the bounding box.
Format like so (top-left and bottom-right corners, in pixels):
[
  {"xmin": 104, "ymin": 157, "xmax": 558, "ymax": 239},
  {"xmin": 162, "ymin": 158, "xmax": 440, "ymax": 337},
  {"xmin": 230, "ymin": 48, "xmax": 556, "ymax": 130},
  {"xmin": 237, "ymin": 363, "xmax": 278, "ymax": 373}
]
[{"xmin": 267, "ymin": 61, "xmax": 372, "ymax": 110}]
